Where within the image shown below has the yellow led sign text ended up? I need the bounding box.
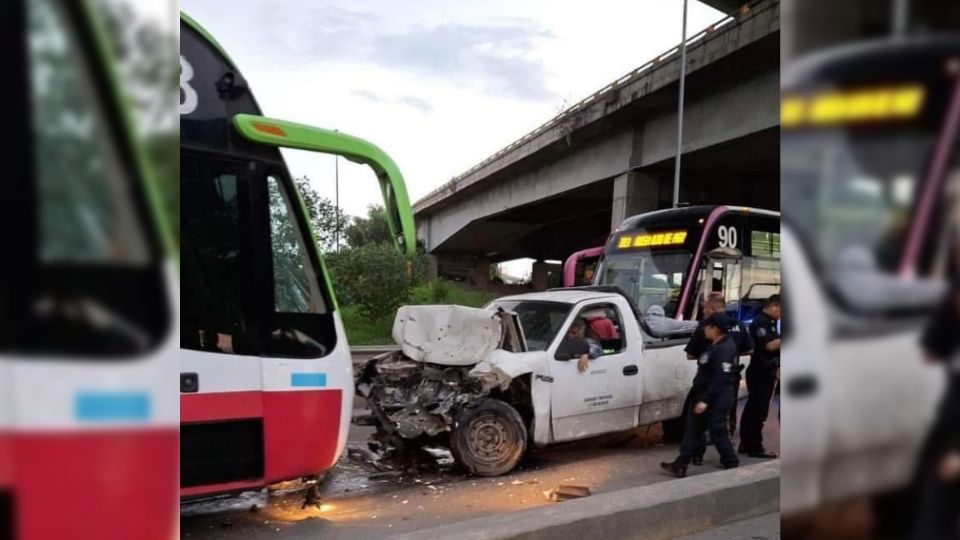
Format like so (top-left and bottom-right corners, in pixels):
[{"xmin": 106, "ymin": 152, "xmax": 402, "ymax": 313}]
[
  {"xmin": 782, "ymin": 85, "xmax": 924, "ymax": 128},
  {"xmin": 616, "ymin": 231, "xmax": 688, "ymax": 249}
]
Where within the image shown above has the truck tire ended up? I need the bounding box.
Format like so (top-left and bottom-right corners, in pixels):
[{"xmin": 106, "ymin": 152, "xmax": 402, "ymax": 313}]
[{"xmin": 451, "ymin": 399, "xmax": 528, "ymax": 477}]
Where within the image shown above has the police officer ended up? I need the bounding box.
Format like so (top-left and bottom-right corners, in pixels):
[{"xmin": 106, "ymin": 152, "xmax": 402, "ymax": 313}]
[
  {"xmin": 681, "ymin": 296, "xmax": 754, "ymax": 465},
  {"xmin": 739, "ymin": 294, "xmax": 781, "ymax": 459},
  {"xmin": 661, "ymin": 312, "xmax": 742, "ymax": 477}
]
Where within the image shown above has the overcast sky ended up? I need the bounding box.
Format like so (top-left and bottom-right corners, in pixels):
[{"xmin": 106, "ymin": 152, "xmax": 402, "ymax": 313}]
[{"xmin": 179, "ymin": 0, "xmax": 723, "ymax": 219}]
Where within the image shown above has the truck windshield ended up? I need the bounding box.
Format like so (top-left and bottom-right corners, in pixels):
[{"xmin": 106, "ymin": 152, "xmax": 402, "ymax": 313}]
[
  {"xmin": 487, "ymin": 301, "xmax": 571, "ymax": 352},
  {"xmin": 596, "ymin": 250, "xmax": 692, "ymax": 318}
]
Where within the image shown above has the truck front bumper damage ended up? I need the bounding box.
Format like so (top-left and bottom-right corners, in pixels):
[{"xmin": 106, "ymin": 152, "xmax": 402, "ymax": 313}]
[{"xmin": 354, "ymin": 305, "xmax": 539, "ymax": 451}]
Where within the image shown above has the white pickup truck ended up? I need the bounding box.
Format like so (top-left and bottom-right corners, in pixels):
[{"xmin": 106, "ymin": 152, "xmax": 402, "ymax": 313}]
[{"xmin": 356, "ymin": 288, "xmax": 718, "ymax": 476}]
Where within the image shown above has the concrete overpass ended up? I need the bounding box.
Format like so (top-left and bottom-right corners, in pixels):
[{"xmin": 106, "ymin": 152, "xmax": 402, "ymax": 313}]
[{"xmin": 414, "ymin": 0, "xmax": 780, "ymax": 283}]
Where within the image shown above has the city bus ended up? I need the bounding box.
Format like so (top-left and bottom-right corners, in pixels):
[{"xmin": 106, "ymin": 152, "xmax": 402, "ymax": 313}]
[
  {"xmin": 779, "ymin": 37, "xmax": 960, "ymax": 518},
  {"xmin": 179, "ymin": 13, "xmax": 415, "ymax": 500},
  {"xmin": 565, "ymin": 206, "xmax": 781, "ymax": 328},
  {"xmin": 2, "ymin": 0, "xmax": 179, "ymax": 538}
]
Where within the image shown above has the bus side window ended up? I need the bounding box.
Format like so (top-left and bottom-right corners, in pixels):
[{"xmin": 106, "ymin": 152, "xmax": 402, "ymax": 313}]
[{"xmin": 267, "ymin": 176, "xmax": 324, "ymax": 315}]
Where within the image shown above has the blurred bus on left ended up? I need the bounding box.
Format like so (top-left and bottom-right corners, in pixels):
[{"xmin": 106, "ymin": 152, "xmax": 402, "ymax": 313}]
[{"xmin": 0, "ymin": 0, "xmax": 179, "ymax": 538}]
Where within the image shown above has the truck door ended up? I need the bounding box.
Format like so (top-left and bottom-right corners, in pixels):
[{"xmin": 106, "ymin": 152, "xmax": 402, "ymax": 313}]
[{"xmin": 548, "ymin": 301, "xmax": 642, "ymax": 442}]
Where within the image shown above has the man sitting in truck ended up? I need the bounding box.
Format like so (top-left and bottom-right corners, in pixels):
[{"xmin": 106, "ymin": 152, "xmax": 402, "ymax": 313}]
[{"xmin": 556, "ymin": 318, "xmax": 596, "ymax": 372}]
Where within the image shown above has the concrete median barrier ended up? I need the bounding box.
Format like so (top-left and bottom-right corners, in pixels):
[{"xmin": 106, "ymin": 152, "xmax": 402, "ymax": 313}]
[{"xmin": 391, "ymin": 460, "xmax": 780, "ymax": 540}]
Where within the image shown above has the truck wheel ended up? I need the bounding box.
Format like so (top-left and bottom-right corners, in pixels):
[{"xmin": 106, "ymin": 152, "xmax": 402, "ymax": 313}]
[{"xmin": 451, "ymin": 399, "xmax": 528, "ymax": 477}]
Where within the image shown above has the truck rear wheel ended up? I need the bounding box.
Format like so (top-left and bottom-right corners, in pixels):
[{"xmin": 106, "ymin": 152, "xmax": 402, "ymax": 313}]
[{"xmin": 451, "ymin": 399, "xmax": 527, "ymax": 477}]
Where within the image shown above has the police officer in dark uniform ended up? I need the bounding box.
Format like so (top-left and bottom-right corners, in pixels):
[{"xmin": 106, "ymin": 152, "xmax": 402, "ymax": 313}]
[
  {"xmin": 661, "ymin": 312, "xmax": 742, "ymax": 477},
  {"xmin": 739, "ymin": 294, "xmax": 781, "ymax": 459},
  {"xmin": 682, "ymin": 296, "xmax": 754, "ymax": 465}
]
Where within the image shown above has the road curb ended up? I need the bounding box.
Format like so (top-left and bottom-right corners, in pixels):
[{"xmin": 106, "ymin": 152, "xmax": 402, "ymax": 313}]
[{"xmin": 391, "ymin": 460, "xmax": 780, "ymax": 540}]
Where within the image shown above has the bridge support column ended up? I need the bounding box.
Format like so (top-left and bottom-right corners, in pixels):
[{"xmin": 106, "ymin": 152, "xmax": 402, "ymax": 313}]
[
  {"xmin": 430, "ymin": 254, "xmax": 491, "ymax": 286},
  {"xmin": 611, "ymin": 171, "xmax": 660, "ymax": 231},
  {"xmin": 531, "ymin": 261, "xmax": 550, "ymax": 291},
  {"xmin": 470, "ymin": 257, "xmax": 491, "ymax": 287},
  {"xmin": 531, "ymin": 260, "xmax": 562, "ymax": 291}
]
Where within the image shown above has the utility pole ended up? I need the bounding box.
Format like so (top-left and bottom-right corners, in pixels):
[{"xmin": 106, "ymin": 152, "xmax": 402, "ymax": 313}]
[
  {"xmin": 335, "ymin": 154, "xmax": 340, "ymax": 252},
  {"xmin": 672, "ymin": 0, "xmax": 689, "ymax": 208},
  {"xmin": 892, "ymin": 0, "xmax": 910, "ymax": 39}
]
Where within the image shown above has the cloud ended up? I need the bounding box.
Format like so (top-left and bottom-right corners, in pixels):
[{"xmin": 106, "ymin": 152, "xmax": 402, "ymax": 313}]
[
  {"xmin": 351, "ymin": 90, "xmax": 434, "ymax": 114},
  {"xmin": 187, "ymin": 3, "xmax": 555, "ymax": 101},
  {"xmin": 372, "ymin": 22, "xmax": 555, "ymax": 101}
]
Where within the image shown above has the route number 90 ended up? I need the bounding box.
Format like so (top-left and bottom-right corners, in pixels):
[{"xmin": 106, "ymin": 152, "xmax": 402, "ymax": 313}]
[{"xmin": 717, "ymin": 225, "xmax": 738, "ymax": 249}]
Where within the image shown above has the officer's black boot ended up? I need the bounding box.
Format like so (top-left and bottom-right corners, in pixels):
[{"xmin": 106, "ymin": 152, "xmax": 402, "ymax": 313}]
[
  {"xmin": 692, "ymin": 455, "xmax": 704, "ymax": 466},
  {"xmin": 660, "ymin": 459, "xmax": 687, "ymax": 478}
]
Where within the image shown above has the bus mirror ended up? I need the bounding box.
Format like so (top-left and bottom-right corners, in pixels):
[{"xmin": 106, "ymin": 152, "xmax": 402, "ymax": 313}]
[{"xmin": 231, "ymin": 114, "xmax": 416, "ymax": 256}]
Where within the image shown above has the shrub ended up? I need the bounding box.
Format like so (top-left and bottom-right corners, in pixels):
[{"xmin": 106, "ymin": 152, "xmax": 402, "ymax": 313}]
[
  {"xmin": 408, "ymin": 280, "xmax": 495, "ymax": 308},
  {"xmin": 326, "ymin": 244, "xmax": 413, "ymax": 320}
]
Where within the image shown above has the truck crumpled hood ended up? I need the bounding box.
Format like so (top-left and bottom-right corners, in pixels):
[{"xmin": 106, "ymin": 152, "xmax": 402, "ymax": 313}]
[
  {"xmin": 392, "ymin": 305, "xmax": 503, "ymax": 366},
  {"xmin": 356, "ymin": 305, "xmax": 543, "ymax": 443}
]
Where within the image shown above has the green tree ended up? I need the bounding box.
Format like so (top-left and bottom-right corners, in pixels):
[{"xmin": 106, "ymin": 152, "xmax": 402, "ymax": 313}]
[
  {"xmin": 293, "ymin": 176, "xmax": 349, "ymax": 253},
  {"xmin": 344, "ymin": 205, "xmax": 393, "ymax": 247}
]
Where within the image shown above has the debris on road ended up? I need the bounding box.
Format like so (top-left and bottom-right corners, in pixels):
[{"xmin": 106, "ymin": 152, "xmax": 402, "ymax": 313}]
[
  {"xmin": 368, "ymin": 471, "xmax": 402, "ymax": 480},
  {"xmin": 543, "ymin": 484, "xmax": 592, "ymax": 502}
]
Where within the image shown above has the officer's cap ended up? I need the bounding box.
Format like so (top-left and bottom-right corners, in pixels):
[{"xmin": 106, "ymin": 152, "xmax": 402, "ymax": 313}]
[{"xmin": 703, "ymin": 312, "xmax": 734, "ymax": 333}]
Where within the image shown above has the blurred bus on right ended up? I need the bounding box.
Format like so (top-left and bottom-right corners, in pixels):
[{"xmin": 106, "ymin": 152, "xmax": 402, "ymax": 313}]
[{"xmin": 781, "ymin": 34, "xmax": 960, "ymax": 532}]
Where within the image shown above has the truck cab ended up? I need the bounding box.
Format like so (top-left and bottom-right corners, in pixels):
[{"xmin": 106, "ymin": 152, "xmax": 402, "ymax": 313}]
[{"xmin": 489, "ymin": 290, "xmax": 695, "ymax": 445}]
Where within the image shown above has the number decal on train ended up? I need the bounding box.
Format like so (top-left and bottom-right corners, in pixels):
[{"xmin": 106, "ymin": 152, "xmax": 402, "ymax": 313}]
[
  {"xmin": 718, "ymin": 225, "xmax": 738, "ymax": 249},
  {"xmin": 180, "ymin": 56, "xmax": 198, "ymax": 115}
]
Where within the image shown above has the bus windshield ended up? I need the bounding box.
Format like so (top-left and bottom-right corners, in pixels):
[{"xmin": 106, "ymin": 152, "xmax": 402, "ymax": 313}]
[
  {"xmin": 782, "ymin": 127, "xmax": 936, "ymax": 276},
  {"xmin": 596, "ymin": 250, "xmax": 691, "ymax": 318}
]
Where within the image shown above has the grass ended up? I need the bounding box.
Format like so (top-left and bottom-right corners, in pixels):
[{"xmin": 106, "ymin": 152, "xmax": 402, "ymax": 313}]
[
  {"xmin": 340, "ymin": 280, "xmax": 497, "ymax": 346},
  {"xmin": 339, "ymin": 305, "xmax": 395, "ymax": 346}
]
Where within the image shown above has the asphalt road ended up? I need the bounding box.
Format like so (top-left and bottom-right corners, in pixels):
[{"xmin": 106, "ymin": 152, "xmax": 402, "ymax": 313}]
[{"xmin": 180, "ymin": 398, "xmax": 780, "ymax": 540}]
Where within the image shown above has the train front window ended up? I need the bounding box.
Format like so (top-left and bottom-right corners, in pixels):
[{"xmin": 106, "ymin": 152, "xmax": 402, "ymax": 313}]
[
  {"xmin": 30, "ymin": 0, "xmax": 149, "ymax": 266},
  {"xmin": 0, "ymin": 0, "xmax": 170, "ymax": 357},
  {"xmin": 598, "ymin": 250, "xmax": 692, "ymax": 318},
  {"xmin": 268, "ymin": 176, "xmax": 325, "ymax": 315}
]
